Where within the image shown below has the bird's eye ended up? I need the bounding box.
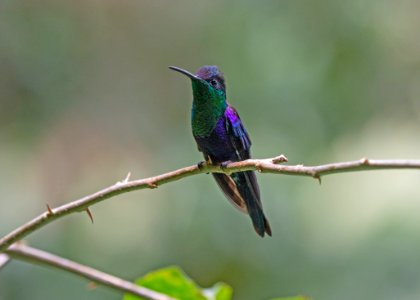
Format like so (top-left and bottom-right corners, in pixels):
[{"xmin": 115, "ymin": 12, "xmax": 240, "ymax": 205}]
[{"xmin": 210, "ymin": 79, "xmax": 218, "ymax": 87}]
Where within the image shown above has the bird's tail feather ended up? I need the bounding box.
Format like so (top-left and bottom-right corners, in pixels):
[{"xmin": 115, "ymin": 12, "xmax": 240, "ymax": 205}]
[
  {"xmin": 213, "ymin": 171, "xmax": 271, "ymax": 237},
  {"xmin": 240, "ymin": 171, "xmax": 271, "ymax": 237}
]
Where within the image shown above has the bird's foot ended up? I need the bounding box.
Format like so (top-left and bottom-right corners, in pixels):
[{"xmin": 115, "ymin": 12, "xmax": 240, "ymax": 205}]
[
  {"xmin": 220, "ymin": 160, "xmax": 233, "ymax": 170},
  {"xmin": 197, "ymin": 161, "xmax": 210, "ymax": 174},
  {"xmin": 197, "ymin": 161, "xmax": 206, "ymax": 169}
]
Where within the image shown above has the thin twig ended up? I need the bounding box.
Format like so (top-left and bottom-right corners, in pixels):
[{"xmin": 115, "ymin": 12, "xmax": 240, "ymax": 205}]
[
  {"xmin": 0, "ymin": 253, "xmax": 10, "ymax": 270},
  {"xmin": 5, "ymin": 243, "xmax": 174, "ymax": 300},
  {"xmin": 2, "ymin": 156, "xmax": 420, "ymax": 251}
]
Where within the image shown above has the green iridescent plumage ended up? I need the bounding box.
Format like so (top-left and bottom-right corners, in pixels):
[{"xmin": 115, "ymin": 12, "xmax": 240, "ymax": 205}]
[{"xmin": 191, "ymin": 80, "xmax": 227, "ymax": 137}]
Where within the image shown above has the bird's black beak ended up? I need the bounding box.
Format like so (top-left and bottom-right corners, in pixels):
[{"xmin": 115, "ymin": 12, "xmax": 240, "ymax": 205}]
[{"xmin": 169, "ymin": 66, "xmax": 200, "ymax": 81}]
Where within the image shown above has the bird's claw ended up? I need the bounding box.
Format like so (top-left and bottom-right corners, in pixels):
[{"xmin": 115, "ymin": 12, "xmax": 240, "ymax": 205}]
[
  {"xmin": 197, "ymin": 161, "xmax": 206, "ymax": 170},
  {"xmin": 197, "ymin": 161, "xmax": 210, "ymax": 174},
  {"xmin": 220, "ymin": 160, "xmax": 233, "ymax": 170}
]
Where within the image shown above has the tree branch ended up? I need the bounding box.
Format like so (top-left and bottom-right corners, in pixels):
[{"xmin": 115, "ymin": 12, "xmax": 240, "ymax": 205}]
[
  {"xmin": 5, "ymin": 243, "xmax": 174, "ymax": 300},
  {"xmin": 0, "ymin": 253, "xmax": 10, "ymax": 270},
  {"xmin": 2, "ymin": 155, "xmax": 420, "ymax": 251}
]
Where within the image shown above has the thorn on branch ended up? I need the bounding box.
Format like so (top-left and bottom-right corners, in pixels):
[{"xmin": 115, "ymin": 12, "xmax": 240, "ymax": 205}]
[
  {"xmin": 272, "ymin": 154, "xmax": 288, "ymax": 164},
  {"xmin": 147, "ymin": 182, "xmax": 158, "ymax": 189},
  {"xmin": 123, "ymin": 172, "xmax": 131, "ymax": 183},
  {"xmin": 46, "ymin": 204, "xmax": 53, "ymax": 216},
  {"xmin": 360, "ymin": 157, "xmax": 370, "ymax": 165},
  {"xmin": 115, "ymin": 172, "xmax": 132, "ymax": 185},
  {"xmin": 85, "ymin": 208, "xmax": 94, "ymax": 224},
  {"xmin": 314, "ymin": 174, "xmax": 322, "ymax": 185}
]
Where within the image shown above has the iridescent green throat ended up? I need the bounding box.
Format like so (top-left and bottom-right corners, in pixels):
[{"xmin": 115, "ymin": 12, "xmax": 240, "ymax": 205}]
[{"xmin": 191, "ymin": 80, "xmax": 227, "ymax": 137}]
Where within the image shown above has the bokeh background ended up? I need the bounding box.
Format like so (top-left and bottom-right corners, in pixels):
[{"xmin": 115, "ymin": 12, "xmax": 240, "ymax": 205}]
[{"xmin": 1, "ymin": 0, "xmax": 420, "ymax": 299}]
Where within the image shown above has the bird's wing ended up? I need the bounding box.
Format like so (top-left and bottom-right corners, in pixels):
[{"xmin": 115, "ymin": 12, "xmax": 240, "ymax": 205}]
[
  {"xmin": 224, "ymin": 105, "xmax": 260, "ymax": 201},
  {"xmin": 224, "ymin": 105, "xmax": 251, "ymax": 159},
  {"xmin": 211, "ymin": 105, "xmax": 255, "ymax": 212},
  {"xmin": 213, "ymin": 105, "xmax": 271, "ymax": 236}
]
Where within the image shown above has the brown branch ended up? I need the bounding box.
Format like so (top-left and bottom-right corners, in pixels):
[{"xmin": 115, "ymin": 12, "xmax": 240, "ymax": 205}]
[
  {"xmin": 5, "ymin": 243, "xmax": 174, "ymax": 300},
  {"xmin": 0, "ymin": 253, "xmax": 10, "ymax": 270},
  {"xmin": 2, "ymin": 155, "xmax": 420, "ymax": 251}
]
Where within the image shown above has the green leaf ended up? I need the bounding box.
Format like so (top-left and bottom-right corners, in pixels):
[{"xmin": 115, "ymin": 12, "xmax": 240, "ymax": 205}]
[
  {"xmin": 122, "ymin": 266, "xmax": 233, "ymax": 300},
  {"xmin": 202, "ymin": 282, "xmax": 233, "ymax": 300}
]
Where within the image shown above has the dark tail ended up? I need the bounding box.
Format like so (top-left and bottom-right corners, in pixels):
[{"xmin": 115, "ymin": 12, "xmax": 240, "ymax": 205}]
[
  {"xmin": 239, "ymin": 171, "xmax": 271, "ymax": 237},
  {"xmin": 213, "ymin": 171, "xmax": 271, "ymax": 237}
]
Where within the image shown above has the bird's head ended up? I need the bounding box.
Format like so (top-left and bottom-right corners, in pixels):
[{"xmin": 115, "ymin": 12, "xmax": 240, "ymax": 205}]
[{"xmin": 169, "ymin": 65, "xmax": 226, "ymax": 101}]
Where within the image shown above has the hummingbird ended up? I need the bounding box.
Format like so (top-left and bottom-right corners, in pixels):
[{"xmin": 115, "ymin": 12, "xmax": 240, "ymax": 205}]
[{"xmin": 169, "ymin": 65, "xmax": 271, "ymax": 237}]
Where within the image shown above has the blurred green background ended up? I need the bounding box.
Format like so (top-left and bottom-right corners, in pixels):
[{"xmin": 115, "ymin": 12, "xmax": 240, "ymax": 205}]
[{"xmin": 1, "ymin": 0, "xmax": 420, "ymax": 299}]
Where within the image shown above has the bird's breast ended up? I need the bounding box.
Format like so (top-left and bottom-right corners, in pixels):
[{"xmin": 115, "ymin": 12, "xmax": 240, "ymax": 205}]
[{"xmin": 194, "ymin": 117, "xmax": 236, "ymax": 162}]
